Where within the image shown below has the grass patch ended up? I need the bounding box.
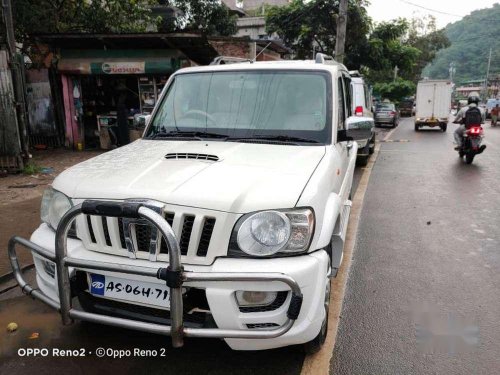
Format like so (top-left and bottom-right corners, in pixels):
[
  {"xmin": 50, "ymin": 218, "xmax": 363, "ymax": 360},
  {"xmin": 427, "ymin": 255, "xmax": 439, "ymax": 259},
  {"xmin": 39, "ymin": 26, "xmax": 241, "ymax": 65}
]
[{"xmin": 22, "ymin": 162, "xmax": 42, "ymax": 175}]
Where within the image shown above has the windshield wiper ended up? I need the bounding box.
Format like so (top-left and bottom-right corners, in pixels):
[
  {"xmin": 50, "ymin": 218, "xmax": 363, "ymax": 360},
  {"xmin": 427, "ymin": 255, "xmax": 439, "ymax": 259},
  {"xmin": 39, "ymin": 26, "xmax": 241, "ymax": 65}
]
[
  {"xmin": 227, "ymin": 135, "xmax": 320, "ymax": 144},
  {"xmin": 149, "ymin": 131, "xmax": 228, "ymax": 140}
]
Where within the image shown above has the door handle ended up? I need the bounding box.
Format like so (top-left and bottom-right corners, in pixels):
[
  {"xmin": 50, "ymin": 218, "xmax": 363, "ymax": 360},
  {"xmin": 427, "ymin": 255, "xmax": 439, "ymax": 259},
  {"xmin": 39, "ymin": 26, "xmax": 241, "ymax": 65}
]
[{"xmin": 346, "ymin": 140, "xmax": 354, "ymax": 156}]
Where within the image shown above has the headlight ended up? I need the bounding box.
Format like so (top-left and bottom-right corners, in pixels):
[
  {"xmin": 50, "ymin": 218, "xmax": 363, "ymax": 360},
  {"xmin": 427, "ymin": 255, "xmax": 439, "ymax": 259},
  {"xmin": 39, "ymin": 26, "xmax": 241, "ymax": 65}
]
[
  {"xmin": 230, "ymin": 208, "xmax": 314, "ymax": 257},
  {"xmin": 40, "ymin": 187, "xmax": 72, "ymax": 231}
]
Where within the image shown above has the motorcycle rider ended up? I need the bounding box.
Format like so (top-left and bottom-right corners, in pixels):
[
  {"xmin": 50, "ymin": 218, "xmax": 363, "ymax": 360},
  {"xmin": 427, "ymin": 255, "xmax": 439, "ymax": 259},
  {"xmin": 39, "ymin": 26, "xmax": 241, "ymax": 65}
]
[{"xmin": 453, "ymin": 95, "xmax": 485, "ymax": 151}]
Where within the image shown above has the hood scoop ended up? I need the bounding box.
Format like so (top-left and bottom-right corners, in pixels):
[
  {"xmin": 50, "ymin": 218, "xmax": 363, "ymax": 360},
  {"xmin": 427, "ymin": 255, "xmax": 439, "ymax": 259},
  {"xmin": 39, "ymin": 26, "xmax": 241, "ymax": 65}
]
[{"xmin": 165, "ymin": 153, "xmax": 219, "ymax": 162}]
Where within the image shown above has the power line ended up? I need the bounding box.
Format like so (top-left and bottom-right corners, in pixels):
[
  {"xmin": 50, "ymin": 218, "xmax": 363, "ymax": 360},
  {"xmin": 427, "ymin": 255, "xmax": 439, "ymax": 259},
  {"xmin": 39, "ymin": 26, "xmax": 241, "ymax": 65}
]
[{"xmin": 399, "ymin": 0, "xmax": 464, "ymax": 18}]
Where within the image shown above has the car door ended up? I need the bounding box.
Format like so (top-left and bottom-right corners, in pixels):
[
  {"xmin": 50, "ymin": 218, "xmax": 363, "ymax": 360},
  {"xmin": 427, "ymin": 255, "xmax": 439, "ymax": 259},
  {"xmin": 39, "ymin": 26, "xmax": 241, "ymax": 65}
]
[{"xmin": 333, "ymin": 74, "xmax": 351, "ymax": 201}]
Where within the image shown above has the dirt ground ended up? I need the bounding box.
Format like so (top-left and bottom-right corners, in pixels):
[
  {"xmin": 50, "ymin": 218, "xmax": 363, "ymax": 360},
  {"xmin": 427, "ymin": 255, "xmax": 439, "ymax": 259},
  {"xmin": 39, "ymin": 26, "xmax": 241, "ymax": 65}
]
[
  {"xmin": 0, "ymin": 149, "xmax": 103, "ymax": 206},
  {"xmin": 0, "ymin": 149, "xmax": 103, "ymax": 277}
]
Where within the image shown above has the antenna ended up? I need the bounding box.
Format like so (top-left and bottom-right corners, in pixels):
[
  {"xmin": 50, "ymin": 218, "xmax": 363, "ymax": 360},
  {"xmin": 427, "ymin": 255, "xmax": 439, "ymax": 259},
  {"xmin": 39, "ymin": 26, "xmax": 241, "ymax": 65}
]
[{"xmin": 253, "ymin": 42, "xmax": 272, "ymax": 62}]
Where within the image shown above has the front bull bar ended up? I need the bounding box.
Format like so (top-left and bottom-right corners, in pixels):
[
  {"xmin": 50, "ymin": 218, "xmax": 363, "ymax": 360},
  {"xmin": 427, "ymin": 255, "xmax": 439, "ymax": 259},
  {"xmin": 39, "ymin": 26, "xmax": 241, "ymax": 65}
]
[{"xmin": 8, "ymin": 200, "xmax": 303, "ymax": 348}]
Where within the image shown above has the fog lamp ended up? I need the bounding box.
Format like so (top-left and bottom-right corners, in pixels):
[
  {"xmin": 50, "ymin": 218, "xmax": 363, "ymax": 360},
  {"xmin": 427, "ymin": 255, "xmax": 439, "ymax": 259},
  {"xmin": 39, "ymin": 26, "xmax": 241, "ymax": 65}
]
[{"xmin": 235, "ymin": 291, "xmax": 278, "ymax": 306}]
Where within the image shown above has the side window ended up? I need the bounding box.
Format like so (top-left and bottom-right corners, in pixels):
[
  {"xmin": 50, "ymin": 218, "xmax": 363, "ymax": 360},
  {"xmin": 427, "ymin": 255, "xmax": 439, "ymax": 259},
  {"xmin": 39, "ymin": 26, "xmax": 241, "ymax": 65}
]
[
  {"xmin": 337, "ymin": 77, "xmax": 346, "ymax": 131},
  {"xmin": 343, "ymin": 75, "xmax": 352, "ymax": 117},
  {"xmin": 364, "ymin": 85, "xmax": 370, "ymax": 109}
]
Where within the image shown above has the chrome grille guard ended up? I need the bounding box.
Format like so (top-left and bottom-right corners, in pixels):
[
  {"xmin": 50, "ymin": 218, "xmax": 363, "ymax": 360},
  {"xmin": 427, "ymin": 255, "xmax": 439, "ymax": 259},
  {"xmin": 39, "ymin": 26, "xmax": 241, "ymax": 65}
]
[{"xmin": 8, "ymin": 200, "xmax": 303, "ymax": 348}]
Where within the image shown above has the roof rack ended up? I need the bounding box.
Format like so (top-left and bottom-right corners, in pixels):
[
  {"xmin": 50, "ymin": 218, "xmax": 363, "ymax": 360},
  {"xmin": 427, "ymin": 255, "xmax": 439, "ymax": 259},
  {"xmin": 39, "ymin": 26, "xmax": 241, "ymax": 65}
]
[
  {"xmin": 348, "ymin": 70, "xmax": 362, "ymax": 77},
  {"xmin": 315, "ymin": 53, "xmax": 337, "ymax": 65},
  {"xmin": 210, "ymin": 56, "xmax": 253, "ymax": 65}
]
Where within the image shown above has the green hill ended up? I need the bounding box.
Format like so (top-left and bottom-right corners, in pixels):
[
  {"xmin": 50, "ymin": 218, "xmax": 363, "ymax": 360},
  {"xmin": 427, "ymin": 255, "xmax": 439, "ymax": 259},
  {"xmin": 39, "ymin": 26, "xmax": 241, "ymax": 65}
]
[{"xmin": 423, "ymin": 3, "xmax": 500, "ymax": 84}]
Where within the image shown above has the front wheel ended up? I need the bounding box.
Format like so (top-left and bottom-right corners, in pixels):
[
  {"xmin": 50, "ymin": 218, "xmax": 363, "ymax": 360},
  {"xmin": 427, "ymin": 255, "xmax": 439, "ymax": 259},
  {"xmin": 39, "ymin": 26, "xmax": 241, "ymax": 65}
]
[
  {"xmin": 414, "ymin": 123, "xmax": 419, "ymax": 131},
  {"xmin": 465, "ymin": 153, "xmax": 475, "ymax": 164},
  {"xmin": 440, "ymin": 124, "xmax": 447, "ymax": 132},
  {"xmin": 304, "ymin": 277, "xmax": 331, "ymax": 354}
]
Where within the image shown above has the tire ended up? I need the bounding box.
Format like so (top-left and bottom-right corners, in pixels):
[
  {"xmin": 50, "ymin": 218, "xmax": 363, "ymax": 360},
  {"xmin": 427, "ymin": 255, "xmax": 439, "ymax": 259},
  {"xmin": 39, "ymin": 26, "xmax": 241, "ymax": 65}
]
[
  {"xmin": 304, "ymin": 277, "xmax": 331, "ymax": 354},
  {"xmin": 357, "ymin": 155, "xmax": 368, "ymax": 167},
  {"xmin": 369, "ymin": 134, "xmax": 375, "ymax": 155},
  {"xmin": 357, "ymin": 141, "xmax": 370, "ymax": 166},
  {"xmin": 465, "ymin": 153, "xmax": 475, "ymax": 164},
  {"xmin": 414, "ymin": 123, "xmax": 419, "ymax": 131},
  {"xmin": 459, "ymin": 151, "xmax": 465, "ymax": 157},
  {"xmin": 441, "ymin": 124, "xmax": 447, "ymax": 132}
]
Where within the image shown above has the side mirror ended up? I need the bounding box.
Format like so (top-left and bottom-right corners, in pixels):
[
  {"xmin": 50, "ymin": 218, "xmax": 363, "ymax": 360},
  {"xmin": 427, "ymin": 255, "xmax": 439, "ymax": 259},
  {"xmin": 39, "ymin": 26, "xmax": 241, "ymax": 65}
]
[
  {"xmin": 345, "ymin": 116, "xmax": 374, "ymax": 141},
  {"xmin": 133, "ymin": 114, "xmax": 151, "ymax": 127}
]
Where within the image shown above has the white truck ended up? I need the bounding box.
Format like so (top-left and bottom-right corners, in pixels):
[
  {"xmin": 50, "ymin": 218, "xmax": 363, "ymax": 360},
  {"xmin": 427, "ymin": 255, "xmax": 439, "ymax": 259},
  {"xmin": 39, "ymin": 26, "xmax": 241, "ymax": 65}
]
[
  {"xmin": 8, "ymin": 54, "xmax": 370, "ymax": 353},
  {"xmin": 414, "ymin": 79, "xmax": 452, "ymax": 132}
]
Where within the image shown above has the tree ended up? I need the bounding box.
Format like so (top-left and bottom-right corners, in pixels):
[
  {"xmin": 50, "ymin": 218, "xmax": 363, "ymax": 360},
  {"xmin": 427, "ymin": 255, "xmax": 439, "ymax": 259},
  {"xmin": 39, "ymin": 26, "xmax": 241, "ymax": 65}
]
[
  {"xmin": 13, "ymin": 0, "xmax": 238, "ymax": 43},
  {"xmin": 404, "ymin": 15, "xmax": 450, "ymax": 83},
  {"xmin": 363, "ymin": 19, "xmax": 420, "ymax": 82},
  {"xmin": 373, "ymin": 78, "xmax": 416, "ymax": 102},
  {"xmin": 423, "ymin": 3, "xmax": 500, "ymax": 83},
  {"xmin": 265, "ymin": 0, "xmax": 371, "ymax": 66},
  {"xmin": 265, "ymin": 0, "xmax": 449, "ymax": 102},
  {"xmin": 13, "ymin": 0, "xmax": 158, "ymax": 41},
  {"xmin": 165, "ymin": 0, "xmax": 237, "ymax": 36}
]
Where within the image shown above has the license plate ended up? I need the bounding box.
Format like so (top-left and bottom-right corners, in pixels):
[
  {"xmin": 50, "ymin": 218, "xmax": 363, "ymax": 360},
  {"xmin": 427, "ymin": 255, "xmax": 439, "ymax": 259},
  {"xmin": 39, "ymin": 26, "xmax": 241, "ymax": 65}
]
[{"xmin": 89, "ymin": 273, "xmax": 170, "ymax": 308}]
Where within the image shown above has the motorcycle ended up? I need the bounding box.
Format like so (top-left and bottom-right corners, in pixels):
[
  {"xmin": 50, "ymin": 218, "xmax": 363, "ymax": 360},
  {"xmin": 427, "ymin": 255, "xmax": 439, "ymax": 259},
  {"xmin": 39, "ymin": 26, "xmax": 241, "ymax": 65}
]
[{"xmin": 454, "ymin": 121, "xmax": 486, "ymax": 164}]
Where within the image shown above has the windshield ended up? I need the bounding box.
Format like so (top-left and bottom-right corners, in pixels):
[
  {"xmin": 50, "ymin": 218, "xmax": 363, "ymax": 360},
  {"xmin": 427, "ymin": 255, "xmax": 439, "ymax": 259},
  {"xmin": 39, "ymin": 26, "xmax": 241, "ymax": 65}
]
[
  {"xmin": 399, "ymin": 100, "xmax": 413, "ymax": 108},
  {"xmin": 146, "ymin": 70, "xmax": 331, "ymax": 144},
  {"xmin": 376, "ymin": 103, "xmax": 395, "ymax": 111}
]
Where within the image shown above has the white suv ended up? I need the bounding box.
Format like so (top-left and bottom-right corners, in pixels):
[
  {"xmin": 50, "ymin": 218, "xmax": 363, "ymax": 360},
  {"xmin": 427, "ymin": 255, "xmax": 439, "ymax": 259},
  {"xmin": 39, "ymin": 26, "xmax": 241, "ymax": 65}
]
[
  {"xmin": 350, "ymin": 71, "xmax": 375, "ymax": 166},
  {"xmin": 8, "ymin": 54, "xmax": 370, "ymax": 353}
]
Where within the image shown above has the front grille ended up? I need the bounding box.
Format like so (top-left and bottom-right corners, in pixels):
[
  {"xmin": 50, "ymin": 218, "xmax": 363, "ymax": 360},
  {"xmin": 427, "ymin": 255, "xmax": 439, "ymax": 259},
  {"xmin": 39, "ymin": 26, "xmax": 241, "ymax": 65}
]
[
  {"xmin": 78, "ymin": 205, "xmax": 220, "ymax": 265},
  {"xmin": 179, "ymin": 215, "xmax": 195, "ymax": 255},
  {"xmin": 197, "ymin": 218, "xmax": 216, "ymax": 256},
  {"xmin": 239, "ymin": 292, "xmax": 289, "ymax": 313},
  {"xmin": 135, "ymin": 223, "xmax": 153, "ymax": 252},
  {"xmin": 101, "ymin": 217, "xmax": 112, "ymax": 246}
]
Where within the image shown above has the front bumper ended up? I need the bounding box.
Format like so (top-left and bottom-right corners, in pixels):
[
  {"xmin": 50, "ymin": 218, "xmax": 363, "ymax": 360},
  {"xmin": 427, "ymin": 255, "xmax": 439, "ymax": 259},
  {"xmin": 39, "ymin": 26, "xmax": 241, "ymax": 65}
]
[{"xmin": 9, "ymin": 201, "xmax": 329, "ymax": 351}]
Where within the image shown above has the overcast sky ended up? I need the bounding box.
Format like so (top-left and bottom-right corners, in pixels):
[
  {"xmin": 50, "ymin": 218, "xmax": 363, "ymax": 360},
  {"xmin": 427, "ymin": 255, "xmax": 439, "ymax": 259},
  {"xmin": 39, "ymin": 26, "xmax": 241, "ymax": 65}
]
[{"xmin": 368, "ymin": 0, "xmax": 499, "ymax": 28}]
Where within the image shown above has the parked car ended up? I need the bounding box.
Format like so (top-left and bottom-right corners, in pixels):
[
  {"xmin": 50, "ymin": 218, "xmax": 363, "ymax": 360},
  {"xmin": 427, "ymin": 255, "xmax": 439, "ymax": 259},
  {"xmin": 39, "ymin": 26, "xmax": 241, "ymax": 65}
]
[
  {"xmin": 8, "ymin": 53, "xmax": 369, "ymax": 353},
  {"xmin": 349, "ymin": 70, "xmax": 375, "ymax": 166},
  {"xmin": 374, "ymin": 102, "xmax": 399, "ymax": 127},
  {"xmin": 399, "ymin": 99, "xmax": 414, "ymax": 117},
  {"xmin": 486, "ymin": 98, "xmax": 500, "ymax": 119},
  {"xmin": 414, "ymin": 80, "xmax": 451, "ymax": 132}
]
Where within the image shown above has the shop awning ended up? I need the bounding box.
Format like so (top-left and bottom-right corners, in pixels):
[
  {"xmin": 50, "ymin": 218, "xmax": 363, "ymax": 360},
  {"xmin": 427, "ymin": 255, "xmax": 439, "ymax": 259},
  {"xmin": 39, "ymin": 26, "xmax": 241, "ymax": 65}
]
[{"xmin": 33, "ymin": 33, "xmax": 220, "ymax": 67}]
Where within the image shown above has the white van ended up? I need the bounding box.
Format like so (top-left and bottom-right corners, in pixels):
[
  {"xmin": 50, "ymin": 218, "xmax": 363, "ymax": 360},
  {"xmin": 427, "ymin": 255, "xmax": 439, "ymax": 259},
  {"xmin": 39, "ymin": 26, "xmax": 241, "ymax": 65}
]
[{"xmin": 415, "ymin": 80, "xmax": 452, "ymax": 132}]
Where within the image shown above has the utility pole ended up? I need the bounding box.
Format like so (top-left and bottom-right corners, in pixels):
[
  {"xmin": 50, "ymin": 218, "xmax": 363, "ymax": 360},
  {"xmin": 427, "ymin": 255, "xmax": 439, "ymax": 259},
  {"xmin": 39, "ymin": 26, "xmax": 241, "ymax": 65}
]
[
  {"xmin": 393, "ymin": 65, "xmax": 399, "ymax": 81},
  {"xmin": 2, "ymin": 0, "xmax": 29, "ymax": 163},
  {"xmin": 335, "ymin": 0, "xmax": 348, "ymax": 64},
  {"xmin": 449, "ymin": 62, "xmax": 456, "ymax": 83},
  {"xmin": 483, "ymin": 48, "xmax": 492, "ymax": 100},
  {"xmin": 312, "ymin": 35, "xmax": 318, "ymax": 60}
]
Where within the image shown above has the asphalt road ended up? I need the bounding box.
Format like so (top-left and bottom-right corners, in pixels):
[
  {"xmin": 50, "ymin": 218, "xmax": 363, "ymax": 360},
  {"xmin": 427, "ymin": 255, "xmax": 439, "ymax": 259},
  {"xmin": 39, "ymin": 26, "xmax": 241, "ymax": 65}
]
[{"xmin": 331, "ymin": 117, "xmax": 500, "ymax": 374}]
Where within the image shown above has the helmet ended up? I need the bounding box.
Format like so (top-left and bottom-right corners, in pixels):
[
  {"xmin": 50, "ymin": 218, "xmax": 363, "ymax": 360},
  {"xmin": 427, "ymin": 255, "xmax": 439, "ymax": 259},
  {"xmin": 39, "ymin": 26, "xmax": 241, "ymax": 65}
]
[{"xmin": 468, "ymin": 95, "xmax": 480, "ymax": 104}]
